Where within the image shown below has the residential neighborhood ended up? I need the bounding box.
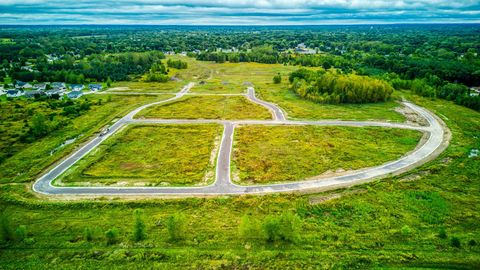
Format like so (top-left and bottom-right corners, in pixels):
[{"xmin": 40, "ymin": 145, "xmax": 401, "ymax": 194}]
[{"xmin": 1, "ymin": 81, "xmax": 105, "ymax": 99}]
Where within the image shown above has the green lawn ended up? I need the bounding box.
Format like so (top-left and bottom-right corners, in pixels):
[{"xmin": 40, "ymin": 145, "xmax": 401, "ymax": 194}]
[
  {"xmin": 136, "ymin": 95, "xmax": 272, "ymax": 120},
  {"xmin": 255, "ymin": 81, "xmax": 406, "ymax": 122},
  {"xmin": 56, "ymin": 124, "xmax": 222, "ymax": 186},
  {"xmin": 232, "ymin": 125, "xmax": 422, "ymax": 184}
]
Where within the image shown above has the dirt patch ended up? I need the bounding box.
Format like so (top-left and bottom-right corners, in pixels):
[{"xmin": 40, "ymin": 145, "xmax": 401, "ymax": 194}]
[
  {"xmin": 399, "ymin": 170, "xmax": 431, "ymax": 182},
  {"xmin": 395, "ymin": 105, "xmax": 428, "ymax": 126},
  {"xmin": 308, "ymin": 189, "xmax": 367, "ymax": 205}
]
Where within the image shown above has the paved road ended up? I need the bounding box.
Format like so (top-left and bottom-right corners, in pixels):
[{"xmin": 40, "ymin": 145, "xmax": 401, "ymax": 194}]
[{"xmin": 33, "ymin": 83, "xmax": 447, "ymax": 196}]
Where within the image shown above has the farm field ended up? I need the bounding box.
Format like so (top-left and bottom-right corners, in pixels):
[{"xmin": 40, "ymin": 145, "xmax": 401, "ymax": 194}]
[
  {"xmin": 136, "ymin": 95, "xmax": 272, "ymax": 120},
  {"xmin": 232, "ymin": 125, "xmax": 422, "ymax": 184},
  {"xmin": 56, "ymin": 124, "xmax": 222, "ymax": 186}
]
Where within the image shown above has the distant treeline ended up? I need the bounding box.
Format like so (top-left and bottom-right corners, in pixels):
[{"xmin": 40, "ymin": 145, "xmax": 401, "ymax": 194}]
[
  {"xmin": 9, "ymin": 51, "xmax": 165, "ymax": 83},
  {"xmin": 289, "ymin": 68, "xmax": 393, "ymax": 104}
]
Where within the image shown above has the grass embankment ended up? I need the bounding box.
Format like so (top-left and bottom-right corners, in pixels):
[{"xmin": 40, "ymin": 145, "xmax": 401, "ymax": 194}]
[
  {"xmin": 136, "ymin": 95, "xmax": 272, "ymax": 120},
  {"xmin": 0, "ymin": 91, "xmax": 478, "ymax": 269},
  {"xmin": 0, "ymin": 94, "xmax": 173, "ymax": 184},
  {"xmin": 232, "ymin": 126, "xmax": 422, "ymax": 184},
  {"xmin": 56, "ymin": 124, "xmax": 222, "ymax": 187}
]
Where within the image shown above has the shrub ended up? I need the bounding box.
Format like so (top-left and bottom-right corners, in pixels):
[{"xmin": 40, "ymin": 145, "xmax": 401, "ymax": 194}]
[
  {"xmin": 438, "ymin": 228, "xmax": 447, "ymax": 239},
  {"xmin": 401, "ymin": 225, "xmax": 412, "ymax": 237},
  {"xmin": 15, "ymin": 225, "xmax": 27, "ymax": 242},
  {"xmin": 84, "ymin": 227, "xmax": 93, "ymax": 242},
  {"xmin": 262, "ymin": 212, "xmax": 301, "ymax": 243},
  {"xmin": 451, "ymin": 236, "xmax": 461, "ymax": 248},
  {"xmin": 0, "ymin": 214, "xmax": 14, "ymax": 242},
  {"xmin": 165, "ymin": 214, "xmax": 186, "ymax": 241},
  {"xmin": 468, "ymin": 239, "xmax": 477, "ymax": 246},
  {"xmin": 273, "ymin": 73, "xmax": 282, "ymax": 84},
  {"xmin": 105, "ymin": 227, "xmax": 119, "ymax": 245},
  {"xmin": 238, "ymin": 215, "xmax": 262, "ymax": 240},
  {"xmin": 133, "ymin": 209, "xmax": 147, "ymax": 242}
]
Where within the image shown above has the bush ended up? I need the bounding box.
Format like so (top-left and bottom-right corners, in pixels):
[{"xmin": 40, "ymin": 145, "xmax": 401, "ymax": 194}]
[
  {"xmin": 238, "ymin": 215, "xmax": 262, "ymax": 240},
  {"xmin": 105, "ymin": 227, "xmax": 119, "ymax": 245},
  {"xmin": 15, "ymin": 225, "xmax": 27, "ymax": 242},
  {"xmin": 262, "ymin": 212, "xmax": 301, "ymax": 243},
  {"xmin": 438, "ymin": 228, "xmax": 447, "ymax": 239},
  {"xmin": 451, "ymin": 236, "xmax": 461, "ymax": 248},
  {"xmin": 273, "ymin": 73, "xmax": 282, "ymax": 84},
  {"xmin": 468, "ymin": 239, "xmax": 477, "ymax": 246},
  {"xmin": 165, "ymin": 214, "xmax": 186, "ymax": 241},
  {"xmin": 133, "ymin": 209, "xmax": 147, "ymax": 242},
  {"xmin": 0, "ymin": 214, "xmax": 14, "ymax": 242},
  {"xmin": 84, "ymin": 227, "xmax": 94, "ymax": 242},
  {"xmin": 401, "ymin": 225, "xmax": 412, "ymax": 237}
]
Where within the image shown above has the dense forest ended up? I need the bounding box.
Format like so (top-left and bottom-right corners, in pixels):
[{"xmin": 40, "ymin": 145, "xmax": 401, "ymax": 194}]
[{"xmin": 0, "ymin": 25, "xmax": 479, "ymax": 110}]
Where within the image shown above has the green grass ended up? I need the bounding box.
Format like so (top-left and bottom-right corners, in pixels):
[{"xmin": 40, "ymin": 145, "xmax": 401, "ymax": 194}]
[
  {"xmin": 56, "ymin": 124, "xmax": 222, "ymax": 186},
  {"xmin": 256, "ymin": 81, "xmax": 406, "ymax": 122},
  {"xmin": 190, "ymin": 80, "xmax": 246, "ymax": 94},
  {"xmin": 109, "ymin": 80, "xmax": 184, "ymax": 93},
  {"xmin": 232, "ymin": 125, "xmax": 422, "ymax": 184},
  {"xmin": 0, "ymin": 94, "xmax": 173, "ymax": 184},
  {"xmin": 0, "ymin": 93, "xmax": 479, "ymax": 268},
  {"xmin": 136, "ymin": 95, "xmax": 272, "ymax": 120}
]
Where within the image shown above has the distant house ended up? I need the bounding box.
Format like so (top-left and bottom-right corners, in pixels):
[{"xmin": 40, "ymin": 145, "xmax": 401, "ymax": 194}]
[
  {"xmin": 88, "ymin": 84, "xmax": 103, "ymax": 91},
  {"xmin": 70, "ymin": 84, "xmax": 84, "ymax": 91},
  {"xmin": 15, "ymin": 81, "xmax": 33, "ymax": 89},
  {"xmin": 67, "ymin": 90, "xmax": 83, "ymax": 99},
  {"xmin": 6, "ymin": 89, "xmax": 24, "ymax": 98},
  {"xmin": 295, "ymin": 43, "xmax": 316, "ymax": 54},
  {"xmin": 45, "ymin": 89, "xmax": 61, "ymax": 97},
  {"xmin": 25, "ymin": 90, "xmax": 45, "ymax": 98},
  {"xmin": 35, "ymin": 83, "xmax": 47, "ymax": 90},
  {"xmin": 51, "ymin": 82, "xmax": 66, "ymax": 90}
]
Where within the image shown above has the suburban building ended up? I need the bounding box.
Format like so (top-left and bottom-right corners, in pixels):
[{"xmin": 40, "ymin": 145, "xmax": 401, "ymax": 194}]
[
  {"xmin": 24, "ymin": 90, "xmax": 45, "ymax": 98},
  {"xmin": 67, "ymin": 90, "xmax": 83, "ymax": 99},
  {"xmin": 88, "ymin": 84, "xmax": 103, "ymax": 91},
  {"xmin": 15, "ymin": 81, "xmax": 33, "ymax": 89},
  {"xmin": 51, "ymin": 82, "xmax": 66, "ymax": 90},
  {"xmin": 6, "ymin": 89, "xmax": 24, "ymax": 98},
  {"xmin": 70, "ymin": 84, "xmax": 84, "ymax": 91}
]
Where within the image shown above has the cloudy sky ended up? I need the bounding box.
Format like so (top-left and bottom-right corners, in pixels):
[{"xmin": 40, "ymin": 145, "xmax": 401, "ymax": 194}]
[{"xmin": 1, "ymin": 0, "xmax": 479, "ymax": 25}]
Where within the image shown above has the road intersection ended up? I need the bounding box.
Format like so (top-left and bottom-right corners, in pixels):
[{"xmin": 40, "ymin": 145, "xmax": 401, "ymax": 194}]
[{"xmin": 33, "ymin": 83, "xmax": 448, "ymax": 196}]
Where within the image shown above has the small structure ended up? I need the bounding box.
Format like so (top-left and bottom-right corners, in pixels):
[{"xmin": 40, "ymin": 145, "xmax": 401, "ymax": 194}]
[
  {"xmin": 45, "ymin": 89, "xmax": 61, "ymax": 98},
  {"xmin": 67, "ymin": 90, "xmax": 83, "ymax": 99},
  {"xmin": 295, "ymin": 43, "xmax": 316, "ymax": 54},
  {"xmin": 70, "ymin": 84, "xmax": 84, "ymax": 91},
  {"xmin": 51, "ymin": 82, "xmax": 66, "ymax": 90},
  {"xmin": 24, "ymin": 90, "xmax": 45, "ymax": 98},
  {"xmin": 35, "ymin": 82, "xmax": 47, "ymax": 90},
  {"xmin": 15, "ymin": 81, "xmax": 33, "ymax": 89},
  {"xmin": 88, "ymin": 84, "xmax": 103, "ymax": 91},
  {"xmin": 6, "ymin": 89, "xmax": 24, "ymax": 98}
]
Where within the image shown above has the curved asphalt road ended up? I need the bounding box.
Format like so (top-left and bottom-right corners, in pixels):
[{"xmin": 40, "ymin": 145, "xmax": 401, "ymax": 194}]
[{"xmin": 33, "ymin": 83, "xmax": 447, "ymax": 196}]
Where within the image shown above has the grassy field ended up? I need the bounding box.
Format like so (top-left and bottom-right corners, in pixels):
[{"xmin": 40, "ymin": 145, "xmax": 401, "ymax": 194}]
[
  {"xmin": 232, "ymin": 125, "xmax": 422, "ymax": 184},
  {"xmin": 56, "ymin": 124, "xmax": 222, "ymax": 186},
  {"xmin": 109, "ymin": 80, "xmax": 184, "ymax": 93},
  {"xmin": 136, "ymin": 95, "xmax": 272, "ymax": 120},
  {"xmin": 0, "ymin": 94, "xmax": 173, "ymax": 184},
  {"xmin": 0, "ymin": 92, "xmax": 479, "ymax": 268}
]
